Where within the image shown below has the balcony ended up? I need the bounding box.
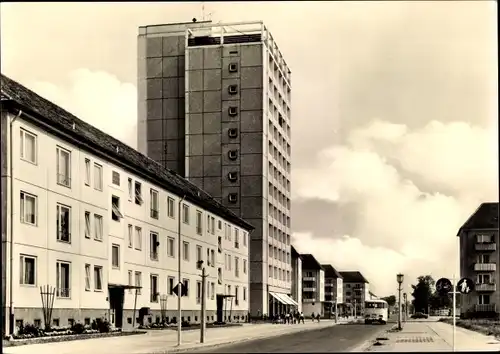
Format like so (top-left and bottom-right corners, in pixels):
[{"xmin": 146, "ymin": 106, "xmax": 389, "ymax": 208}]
[
  {"xmin": 303, "ymin": 298, "xmax": 316, "ymax": 303},
  {"xmin": 474, "ymin": 263, "xmax": 497, "ymax": 271},
  {"xmin": 303, "ymin": 276, "xmax": 316, "ymax": 281},
  {"xmin": 475, "ymin": 283, "xmax": 497, "ymax": 292},
  {"xmin": 475, "ymin": 304, "xmax": 497, "ymax": 312},
  {"xmin": 475, "ymin": 243, "xmax": 497, "ymax": 251}
]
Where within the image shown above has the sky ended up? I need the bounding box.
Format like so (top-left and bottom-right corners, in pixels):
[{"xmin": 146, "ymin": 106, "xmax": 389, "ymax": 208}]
[{"xmin": 1, "ymin": 1, "xmax": 498, "ymax": 297}]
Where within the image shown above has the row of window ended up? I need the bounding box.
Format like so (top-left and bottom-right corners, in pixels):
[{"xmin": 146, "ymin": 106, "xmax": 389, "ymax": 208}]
[
  {"xmin": 268, "ymin": 224, "xmax": 291, "ymax": 245},
  {"xmin": 268, "ymin": 140, "xmax": 291, "ymax": 174},
  {"xmin": 268, "ymin": 161, "xmax": 291, "ymax": 193},
  {"xmin": 223, "ymin": 253, "xmax": 248, "ymax": 277},
  {"xmin": 128, "ymin": 271, "xmax": 247, "ymax": 305},
  {"xmin": 475, "ymin": 234, "xmax": 496, "ymax": 243},
  {"xmin": 269, "ymin": 182, "xmax": 291, "ymax": 210},
  {"xmin": 269, "ymin": 244, "xmax": 290, "ymax": 264},
  {"xmin": 268, "ymin": 265, "xmax": 291, "ymax": 282},
  {"xmin": 20, "ymin": 128, "xmax": 247, "ymax": 238},
  {"xmin": 20, "ymin": 256, "xmax": 72, "ymax": 298},
  {"xmin": 268, "ymin": 202, "xmax": 291, "ymax": 227}
]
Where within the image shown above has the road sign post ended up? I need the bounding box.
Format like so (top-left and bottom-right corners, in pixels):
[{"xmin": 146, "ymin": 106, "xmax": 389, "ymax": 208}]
[{"xmin": 452, "ymin": 275, "xmax": 456, "ymax": 352}]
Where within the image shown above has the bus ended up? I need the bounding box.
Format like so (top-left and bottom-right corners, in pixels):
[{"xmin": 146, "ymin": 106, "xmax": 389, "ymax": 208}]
[{"xmin": 364, "ymin": 299, "xmax": 389, "ymax": 324}]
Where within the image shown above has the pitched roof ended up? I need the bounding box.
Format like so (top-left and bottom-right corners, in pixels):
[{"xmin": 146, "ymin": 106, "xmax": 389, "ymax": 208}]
[
  {"xmin": 321, "ymin": 264, "xmax": 343, "ymax": 279},
  {"xmin": 300, "ymin": 254, "xmax": 323, "ymax": 270},
  {"xmin": 291, "ymin": 245, "xmax": 301, "ymax": 259},
  {"xmin": 0, "ymin": 73, "xmax": 254, "ymax": 231},
  {"xmin": 457, "ymin": 202, "xmax": 499, "ymax": 236},
  {"xmin": 339, "ymin": 271, "xmax": 369, "ymax": 284}
]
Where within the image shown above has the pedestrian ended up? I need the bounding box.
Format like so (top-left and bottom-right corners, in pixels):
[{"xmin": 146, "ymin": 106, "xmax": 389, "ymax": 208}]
[
  {"xmin": 316, "ymin": 313, "xmax": 320, "ymax": 323},
  {"xmin": 311, "ymin": 312, "xmax": 315, "ymax": 322},
  {"xmin": 300, "ymin": 311, "xmax": 305, "ymax": 324}
]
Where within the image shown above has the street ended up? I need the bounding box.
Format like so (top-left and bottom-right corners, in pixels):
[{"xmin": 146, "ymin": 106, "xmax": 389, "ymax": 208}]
[{"xmin": 190, "ymin": 322, "xmax": 393, "ymax": 353}]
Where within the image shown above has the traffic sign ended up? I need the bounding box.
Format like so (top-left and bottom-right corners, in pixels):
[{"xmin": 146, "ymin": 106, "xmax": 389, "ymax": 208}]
[
  {"xmin": 457, "ymin": 277, "xmax": 474, "ymax": 294},
  {"xmin": 173, "ymin": 282, "xmax": 188, "ymax": 297},
  {"xmin": 436, "ymin": 278, "xmax": 453, "ymax": 296}
]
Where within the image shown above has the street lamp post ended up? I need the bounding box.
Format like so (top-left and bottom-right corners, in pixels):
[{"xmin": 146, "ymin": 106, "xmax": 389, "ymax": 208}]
[
  {"xmin": 177, "ymin": 195, "xmax": 186, "ymax": 346},
  {"xmin": 403, "ymin": 293, "xmax": 407, "ymax": 322},
  {"xmin": 397, "ymin": 273, "xmax": 404, "ymax": 330}
]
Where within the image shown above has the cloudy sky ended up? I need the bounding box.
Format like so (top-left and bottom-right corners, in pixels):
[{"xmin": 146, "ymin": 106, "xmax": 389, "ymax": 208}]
[{"xmin": 2, "ymin": 1, "xmax": 497, "ymax": 296}]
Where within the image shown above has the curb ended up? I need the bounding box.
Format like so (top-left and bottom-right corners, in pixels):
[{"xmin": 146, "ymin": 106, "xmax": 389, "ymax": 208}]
[
  {"xmin": 348, "ymin": 324, "xmax": 398, "ymax": 352},
  {"xmin": 159, "ymin": 321, "xmax": 346, "ymax": 353}
]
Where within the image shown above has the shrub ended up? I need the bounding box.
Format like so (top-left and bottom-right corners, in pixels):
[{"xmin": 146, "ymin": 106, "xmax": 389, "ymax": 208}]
[
  {"xmin": 92, "ymin": 318, "xmax": 111, "ymax": 333},
  {"xmin": 181, "ymin": 320, "xmax": 190, "ymax": 328},
  {"xmin": 71, "ymin": 322, "xmax": 85, "ymax": 335}
]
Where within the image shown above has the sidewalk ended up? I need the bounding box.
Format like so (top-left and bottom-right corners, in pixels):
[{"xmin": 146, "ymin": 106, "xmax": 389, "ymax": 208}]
[
  {"xmin": 363, "ymin": 321, "xmax": 500, "ymax": 352},
  {"xmin": 3, "ymin": 319, "xmax": 350, "ymax": 354}
]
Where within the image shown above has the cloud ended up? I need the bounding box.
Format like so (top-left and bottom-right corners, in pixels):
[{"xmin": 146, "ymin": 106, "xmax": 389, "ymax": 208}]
[
  {"xmin": 293, "ymin": 119, "xmax": 497, "ymax": 296},
  {"xmin": 29, "ymin": 69, "xmax": 138, "ymax": 149}
]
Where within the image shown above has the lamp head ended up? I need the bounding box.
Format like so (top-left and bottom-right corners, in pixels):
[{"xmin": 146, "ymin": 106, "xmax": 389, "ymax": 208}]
[{"xmin": 397, "ymin": 273, "xmax": 404, "ymax": 284}]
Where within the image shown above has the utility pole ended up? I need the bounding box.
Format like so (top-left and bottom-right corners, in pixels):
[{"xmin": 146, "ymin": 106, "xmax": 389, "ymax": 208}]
[
  {"xmin": 397, "ymin": 273, "xmax": 404, "ymax": 330},
  {"xmin": 354, "ymin": 299, "xmax": 357, "ymax": 318},
  {"xmin": 177, "ymin": 196, "xmax": 186, "ymax": 346},
  {"xmin": 200, "ymin": 266, "xmax": 207, "ymax": 343}
]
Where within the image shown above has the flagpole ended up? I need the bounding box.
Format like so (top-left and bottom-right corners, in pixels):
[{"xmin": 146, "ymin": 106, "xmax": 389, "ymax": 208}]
[{"xmin": 452, "ymin": 274, "xmax": 456, "ymax": 352}]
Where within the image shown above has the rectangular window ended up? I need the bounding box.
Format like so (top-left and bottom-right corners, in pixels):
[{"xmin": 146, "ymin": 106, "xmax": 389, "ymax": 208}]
[
  {"xmin": 112, "ymin": 244, "xmax": 120, "ymax": 268},
  {"xmin": 128, "ymin": 270, "xmax": 133, "ymax": 293},
  {"xmin": 196, "ymin": 211, "xmax": 203, "ymax": 235},
  {"xmin": 183, "ymin": 241, "xmax": 189, "ymax": 261},
  {"xmin": 228, "ymin": 255, "xmax": 232, "ymax": 271},
  {"xmin": 135, "ymin": 227, "xmax": 142, "ymax": 250},
  {"xmin": 477, "ymin": 274, "xmax": 491, "ymax": 284},
  {"xmin": 94, "ymin": 214, "xmax": 103, "ymax": 241},
  {"xmin": 135, "ymin": 272, "xmax": 142, "ymax": 295},
  {"xmin": 243, "ymin": 259, "xmax": 247, "ymax": 274},
  {"xmin": 182, "ymin": 204, "xmax": 190, "ymax": 224},
  {"xmin": 211, "ymin": 217, "xmax": 215, "ymax": 235},
  {"xmin": 196, "ymin": 281, "xmax": 202, "ymax": 304},
  {"xmin": 243, "ymin": 232, "xmax": 247, "ymax": 247},
  {"xmin": 218, "ymin": 236, "xmax": 222, "ymax": 253},
  {"xmin": 84, "ymin": 211, "xmax": 91, "ymax": 238},
  {"xmin": 211, "ymin": 282, "xmax": 215, "ymax": 300},
  {"xmin": 128, "ymin": 178, "xmax": 133, "ymax": 200},
  {"xmin": 56, "ymin": 261, "xmax": 71, "ymax": 298},
  {"xmin": 227, "ymin": 225, "xmax": 232, "ymax": 241},
  {"xmin": 20, "ymin": 255, "xmax": 36, "ymax": 286},
  {"xmin": 93, "ymin": 163, "xmax": 103, "ymax": 191},
  {"xmin": 56, "ymin": 203, "xmax": 71, "ymax": 243},
  {"xmin": 135, "ymin": 182, "xmax": 143, "ymax": 205},
  {"xmin": 207, "ymin": 248, "xmax": 210, "ymax": 265},
  {"xmin": 196, "ymin": 246, "xmax": 202, "ymax": 269},
  {"xmin": 150, "ymin": 189, "xmax": 159, "ymax": 219},
  {"xmin": 476, "ymin": 234, "xmax": 492, "ymax": 243},
  {"xmin": 167, "ymin": 197, "xmax": 175, "ymax": 218},
  {"xmin": 235, "ymin": 257, "xmax": 239, "ymax": 277},
  {"xmin": 84, "ymin": 264, "xmax": 91, "ymax": 291},
  {"xmin": 150, "ymin": 232, "xmax": 159, "ymax": 261},
  {"xmin": 128, "ymin": 224, "xmax": 133, "ymax": 248},
  {"xmin": 167, "ymin": 237, "xmax": 175, "ymax": 257},
  {"xmin": 183, "ymin": 278, "xmax": 190, "ymax": 297},
  {"xmin": 112, "ymin": 171, "xmax": 120, "ymax": 186},
  {"xmin": 234, "ymin": 229, "xmax": 239, "ymax": 249},
  {"xmin": 20, "ymin": 129, "xmax": 37, "ymax": 164},
  {"xmin": 210, "ymin": 249, "xmax": 215, "ymax": 267},
  {"xmin": 218, "ymin": 220, "xmax": 222, "ymax": 230},
  {"xmin": 111, "ymin": 195, "xmax": 123, "ymax": 221},
  {"xmin": 235, "ymin": 286, "xmax": 239, "ymax": 305},
  {"xmin": 56, "ymin": 147, "xmax": 71, "ymax": 187},
  {"xmin": 478, "ymin": 294, "xmax": 491, "ymax": 305},
  {"xmin": 150, "ymin": 274, "xmax": 159, "ymax": 302},
  {"xmin": 168, "ymin": 276, "xmax": 175, "ymax": 295},
  {"xmin": 84, "ymin": 159, "xmax": 91, "ymax": 186},
  {"xmin": 20, "ymin": 191, "xmax": 37, "ymax": 225},
  {"xmin": 479, "ymin": 254, "xmax": 491, "ymax": 263},
  {"xmin": 94, "ymin": 266, "xmax": 103, "ymax": 291},
  {"xmin": 243, "ymin": 287, "xmax": 247, "ymax": 301}
]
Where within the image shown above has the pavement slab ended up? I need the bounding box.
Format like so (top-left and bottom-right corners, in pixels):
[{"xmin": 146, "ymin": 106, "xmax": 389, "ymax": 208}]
[{"xmin": 363, "ymin": 321, "xmax": 500, "ymax": 352}]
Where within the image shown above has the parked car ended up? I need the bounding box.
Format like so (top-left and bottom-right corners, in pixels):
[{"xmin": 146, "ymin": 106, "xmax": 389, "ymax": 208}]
[{"xmin": 411, "ymin": 312, "xmax": 428, "ymax": 319}]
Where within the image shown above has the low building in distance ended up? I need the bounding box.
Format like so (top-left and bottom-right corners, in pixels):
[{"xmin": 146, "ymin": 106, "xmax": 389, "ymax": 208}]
[
  {"xmin": 339, "ymin": 271, "xmax": 370, "ymax": 316},
  {"xmin": 1, "ymin": 73, "xmax": 253, "ymax": 336},
  {"xmin": 457, "ymin": 202, "xmax": 499, "ymax": 318},
  {"xmin": 290, "ymin": 246, "xmax": 302, "ymax": 313},
  {"xmin": 321, "ymin": 264, "xmax": 343, "ymax": 318},
  {"xmin": 300, "ymin": 254, "xmax": 325, "ymax": 317}
]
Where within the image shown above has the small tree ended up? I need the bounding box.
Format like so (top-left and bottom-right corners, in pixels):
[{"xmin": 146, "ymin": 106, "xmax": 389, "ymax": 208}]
[{"xmin": 40, "ymin": 285, "xmax": 56, "ymax": 330}]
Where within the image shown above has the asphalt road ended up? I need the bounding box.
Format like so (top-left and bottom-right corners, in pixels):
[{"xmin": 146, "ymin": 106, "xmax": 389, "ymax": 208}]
[{"xmin": 191, "ymin": 322, "xmax": 393, "ymax": 353}]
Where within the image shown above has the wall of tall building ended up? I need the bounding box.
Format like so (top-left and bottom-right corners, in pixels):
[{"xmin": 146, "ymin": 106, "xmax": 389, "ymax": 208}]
[{"xmin": 137, "ymin": 21, "xmax": 292, "ymax": 317}]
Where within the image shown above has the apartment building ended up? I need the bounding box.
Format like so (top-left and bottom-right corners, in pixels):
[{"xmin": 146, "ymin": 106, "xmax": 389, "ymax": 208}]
[
  {"xmin": 0, "ymin": 73, "xmax": 253, "ymax": 336},
  {"xmin": 290, "ymin": 246, "xmax": 302, "ymax": 313},
  {"xmin": 137, "ymin": 20, "xmax": 293, "ymax": 316},
  {"xmin": 457, "ymin": 202, "xmax": 499, "ymax": 318},
  {"xmin": 321, "ymin": 264, "xmax": 343, "ymax": 317},
  {"xmin": 300, "ymin": 254, "xmax": 325, "ymax": 316},
  {"xmin": 339, "ymin": 271, "xmax": 370, "ymax": 316}
]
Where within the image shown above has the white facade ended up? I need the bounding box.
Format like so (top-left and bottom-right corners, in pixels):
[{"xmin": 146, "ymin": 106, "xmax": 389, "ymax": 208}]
[{"xmin": 3, "ymin": 113, "xmax": 251, "ymax": 330}]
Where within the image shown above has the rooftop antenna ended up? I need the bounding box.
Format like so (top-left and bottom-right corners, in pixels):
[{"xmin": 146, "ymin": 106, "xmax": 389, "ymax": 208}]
[{"xmin": 201, "ymin": 2, "xmax": 212, "ymax": 21}]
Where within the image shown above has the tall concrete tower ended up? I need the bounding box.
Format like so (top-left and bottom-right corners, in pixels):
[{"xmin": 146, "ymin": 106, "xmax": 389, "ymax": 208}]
[{"xmin": 138, "ymin": 20, "xmax": 293, "ymax": 316}]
